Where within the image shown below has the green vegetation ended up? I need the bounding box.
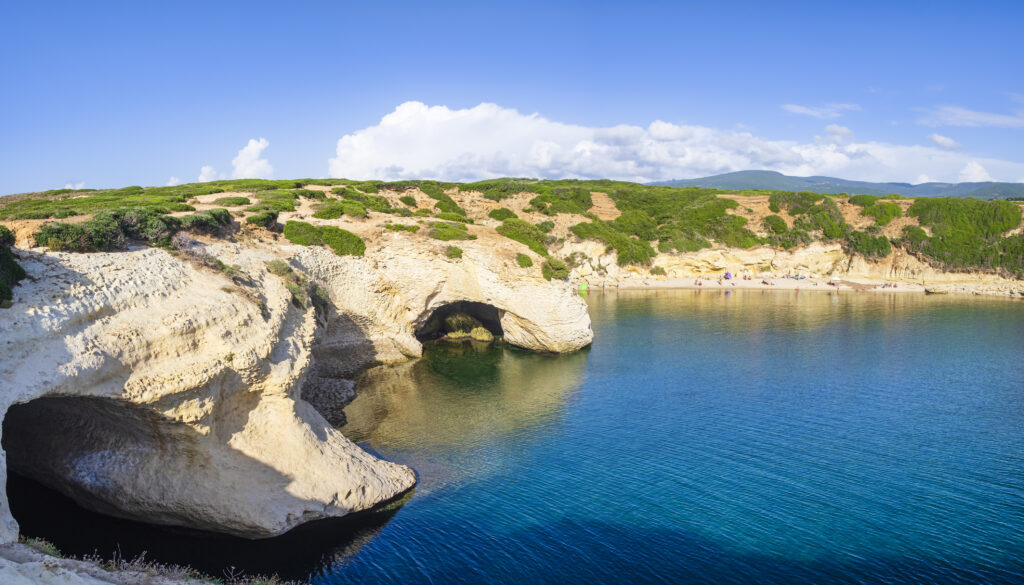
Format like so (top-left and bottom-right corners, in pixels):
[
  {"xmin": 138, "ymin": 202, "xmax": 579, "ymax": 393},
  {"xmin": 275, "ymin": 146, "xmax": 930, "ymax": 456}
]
[
  {"xmin": 541, "ymin": 258, "xmax": 569, "ymax": 280},
  {"xmin": 571, "ymin": 220, "xmax": 657, "ymax": 265},
  {"xmin": 650, "ymin": 266, "xmax": 667, "ymax": 276},
  {"xmin": 0, "ymin": 185, "xmax": 200, "ymax": 220},
  {"xmin": 436, "ymin": 212, "xmax": 473, "ymax": 223},
  {"xmin": 516, "ymin": 253, "xmax": 533, "ymax": 268},
  {"xmin": 861, "ymin": 201, "xmax": 902, "ymax": 226},
  {"xmin": 264, "ymin": 259, "xmax": 308, "ymax": 307},
  {"xmin": 213, "ymin": 196, "xmax": 251, "ymax": 206},
  {"xmin": 1, "ymin": 226, "xmax": 26, "ymax": 305},
  {"xmin": 488, "ymin": 207, "xmax": 517, "ymax": 221},
  {"xmin": 313, "ymin": 199, "xmax": 368, "ymax": 219},
  {"xmin": 526, "ymin": 186, "xmax": 593, "ymax": 215},
  {"xmin": 245, "ymin": 210, "xmax": 278, "ymax": 228},
  {"xmin": 445, "ymin": 245, "xmax": 463, "ymax": 259},
  {"xmin": 847, "ymin": 194, "xmax": 881, "ymax": 207},
  {"xmin": 763, "ymin": 214, "xmax": 788, "ymax": 235},
  {"xmin": 34, "ymin": 207, "xmax": 232, "ymax": 252},
  {"xmin": 399, "ymin": 195, "xmax": 417, "ymax": 207},
  {"xmin": 428, "ymin": 221, "xmax": 476, "ymax": 241},
  {"xmin": 246, "ymin": 189, "xmax": 300, "ymax": 213},
  {"xmin": 900, "ymin": 198, "xmax": 1023, "ymax": 275},
  {"xmin": 385, "ymin": 222, "xmax": 420, "ymax": 233},
  {"xmin": 536, "ymin": 220, "xmax": 554, "ymax": 233},
  {"xmin": 282, "ymin": 220, "xmax": 365, "ymax": 257},
  {"xmin": 496, "ymin": 218, "xmax": 548, "ymax": 256},
  {"xmin": 332, "ymin": 187, "xmax": 392, "ymax": 213},
  {"xmin": 293, "ymin": 189, "xmax": 326, "ymax": 200},
  {"xmin": 845, "ymin": 230, "xmax": 892, "ymax": 258}
]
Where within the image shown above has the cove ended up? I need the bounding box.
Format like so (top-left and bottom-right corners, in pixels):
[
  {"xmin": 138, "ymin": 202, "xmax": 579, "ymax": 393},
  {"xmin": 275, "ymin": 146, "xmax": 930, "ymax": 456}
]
[{"xmin": 10, "ymin": 290, "xmax": 1024, "ymax": 584}]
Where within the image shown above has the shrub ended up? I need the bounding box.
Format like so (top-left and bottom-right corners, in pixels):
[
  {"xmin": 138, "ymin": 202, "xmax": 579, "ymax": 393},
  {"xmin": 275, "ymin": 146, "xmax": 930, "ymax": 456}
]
[
  {"xmin": 763, "ymin": 214, "xmax": 788, "ymax": 235},
  {"xmin": 650, "ymin": 266, "xmax": 667, "ymax": 276},
  {"xmin": 846, "ymin": 230, "xmax": 892, "ymax": 258},
  {"xmin": 496, "ymin": 218, "xmax": 548, "ymax": 256},
  {"xmin": 266, "ymin": 259, "xmax": 292, "ymax": 276},
  {"xmin": 429, "ymin": 221, "xmax": 477, "ymax": 241},
  {"xmin": 436, "ymin": 212, "xmax": 473, "ymax": 223},
  {"xmin": 180, "ymin": 208, "xmax": 232, "ymax": 235},
  {"xmin": 312, "ymin": 203, "xmax": 344, "ymax": 219},
  {"xmin": 1, "ymin": 239, "xmax": 26, "ymax": 304},
  {"xmin": 400, "ymin": 195, "xmax": 417, "ymax": 207},
  {"xmin": 861, "ymin": 201, "xmax": 902, "ymax": 226},
  {"xmin": 768, "ymin": 191, "xmax": 825, "ymax": 215},
  {"xmin": 213, "ymin": 196, "xmax": 251, "ymax": 206},
  {"xmin": 246, "ymin": 210, "xmax": 279, "ymax": 227},
  {"xmin": 847, "ymin": 194, "xmax": 881, "ymax": 207},
  {"xmin": 516, "ymin": 253, "xmax": 533, "ymax": 268},
  {"xmin": 385, "ymin": 223, "xmax": 420, "ymax": 233},
  {"xmin": 445, "ymin": 245, "xmax": 463, "ymax": 259},
  {"xmin": 282, "ymin": 220, "xmax": 365, "ymax": 256},
  {"xmin": 293, "ymin": 189, "xmax": 326, "ymax": 200},
  {"xmin": 0, "ymin": 226, "xmax": 14, "ymax": 247},
  {"xmin": 536, "ymin": 220, "xmax": 555, "ymax": 233},
  {"xmin": 488, "ymin": 208, "xmax": 517, "ymax": 221},
  {"xmin": 570, "ymin": 220, "xmax": 656, "ymax": 265},
  {"xmin": 541, "ymin": 258, "xmax": 569, "ymax": 280}
]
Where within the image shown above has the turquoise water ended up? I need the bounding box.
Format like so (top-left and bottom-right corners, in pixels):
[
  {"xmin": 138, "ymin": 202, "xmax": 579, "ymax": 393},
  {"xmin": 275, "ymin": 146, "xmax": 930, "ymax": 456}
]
[
  {"xmin": 11, "ymin": 290, "xmax": 1024, "ymax": 583},
  {"xmin": 329, "ymin": 290, "xmax": 1024, "ymax": 584}
]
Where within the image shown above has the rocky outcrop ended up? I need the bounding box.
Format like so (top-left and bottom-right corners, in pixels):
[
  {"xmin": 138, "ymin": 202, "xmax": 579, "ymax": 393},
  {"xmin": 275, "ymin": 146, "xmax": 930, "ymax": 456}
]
[{"xmin": 0, "ymin": 239, "xmax": 593, "ymax": 542}]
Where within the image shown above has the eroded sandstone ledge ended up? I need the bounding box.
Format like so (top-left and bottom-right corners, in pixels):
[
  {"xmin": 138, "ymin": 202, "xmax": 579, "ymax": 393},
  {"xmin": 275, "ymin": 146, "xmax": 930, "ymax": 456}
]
[{"xmin": 0, "ymin": 240, "xmax": 593, "ymax": 541}]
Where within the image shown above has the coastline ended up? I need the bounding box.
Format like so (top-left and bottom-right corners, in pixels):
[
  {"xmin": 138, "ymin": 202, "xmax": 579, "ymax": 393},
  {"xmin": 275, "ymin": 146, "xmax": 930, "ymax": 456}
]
[{"xmin": 578, "ymin": 276, "xmax": 1024, "ymax": 297}]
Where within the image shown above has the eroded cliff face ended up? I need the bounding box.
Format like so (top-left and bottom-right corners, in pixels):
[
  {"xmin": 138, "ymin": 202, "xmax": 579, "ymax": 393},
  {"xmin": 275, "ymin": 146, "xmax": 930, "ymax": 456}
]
[{"xmin": 0, "ymin": 239, "xmax": 593, "ymax": 542}]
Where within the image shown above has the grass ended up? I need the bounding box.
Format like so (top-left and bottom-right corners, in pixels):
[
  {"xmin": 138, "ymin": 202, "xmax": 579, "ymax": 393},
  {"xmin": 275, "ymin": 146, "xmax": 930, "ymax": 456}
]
[
  {"xmin": 0, "ymin": 185, "xmax": 199, "ymax": 220},
  {"xmin": 282, "ymin": 221, "xmax": 365, "ymax": 256},
  {"xmin": 213, "ymin": 196, "xmax": 251, "ymax": 206},
  {"xmin": 385, "ymin": 222, "xmax": 420, "ymax": 233}
]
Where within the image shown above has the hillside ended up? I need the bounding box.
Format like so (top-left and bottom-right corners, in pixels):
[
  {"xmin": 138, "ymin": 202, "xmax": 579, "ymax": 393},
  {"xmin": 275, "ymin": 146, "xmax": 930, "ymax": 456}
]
[
  {"xmin": 656, "ymin": 170, "xmax": 1024, "ymax": 200},
  {"xmin": 2, "ymin": 178, "xmax": 1024, "ymax": 306}
]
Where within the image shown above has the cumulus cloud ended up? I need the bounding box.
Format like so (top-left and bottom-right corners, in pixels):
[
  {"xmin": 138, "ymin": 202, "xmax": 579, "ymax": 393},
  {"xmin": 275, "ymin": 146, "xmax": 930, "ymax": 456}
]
[
  {"xmin": 927, "ymin": 133, "xmax": 961, "ymax": 149},
  {"xmin": 781, "ymin": 103, "xmax": 860, "ymax": 119},
  {"xmin": 959, "ymin": 161, "xmax": 993, "ymax": 182},
  {"xmin": 920, "ymin": 105, "xmax": 1024, "ymax": 128},
  {"xmin": 64, "ymin": 182, "xmax": 84, "ymax": 189},
  {"xmin": 915, "ymin": 174, "xmax": 933, "ymax": 184},
  {"xmin": 327, "ymin": 101, "xmax": 1024, "ymax": 184},
  {"xmin": 198, "ymin": 165, "xmax": 218, "ymax": 182},
  {"xmin": 166, "ymin": 176, "xmax": 181, "ymax": 186},
  {"xmin": 232, "ymin": 138, "xmax": 272, "ymax": 179}
]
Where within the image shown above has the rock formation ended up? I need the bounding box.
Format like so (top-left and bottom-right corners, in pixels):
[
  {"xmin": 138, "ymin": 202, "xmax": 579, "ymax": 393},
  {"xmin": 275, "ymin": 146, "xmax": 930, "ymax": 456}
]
[{"xmin": 0, "ymin": 238, "xmax": 593, "ymax": 542}]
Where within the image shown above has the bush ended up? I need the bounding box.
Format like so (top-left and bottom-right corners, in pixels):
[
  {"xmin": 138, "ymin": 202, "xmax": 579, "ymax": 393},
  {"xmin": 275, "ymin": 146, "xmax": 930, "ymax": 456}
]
[
  {"xmin": 436, "ymin": 212, "xmax": 473, "ymax": 223},
  {"xmin": 496, "ymin": 218, "xmax": 548, "ymax": 256},
  {"xmin": 293, "ymin": 189, "xmax": 326, "ymax": 200},
  {"xmin": 429, "ymin": 221, "xmax": 477, "ymax": 241},
  {"xmin": 650, "ymin": 266, "xmax": 667, "ymax": 276},
  {"xmin": 536, "ymin": 220, "xmax": 555, "ymax": 233},
  {"xmin": 445, "ymin": 245, "xmax": 463, "ymax": 259},
  {"xmin": 246, "ymin": 210, "xmax": 279, "ymax": 227},
  {"xmin": 385, "ymin": 223, "xmax": 420, "ymax": 233},
  {"xmin": 213, "ymin": 196, "xmax": 251, "ymax": 206},
  {"xmin": 516, "ymin": 253, "xmax": 533, "ymax": 268},
  {"xmin": 763, "ymin": 214, "xmax": 788, "ymax": 234},
  {"xmin": 846, "ymin": 230, "xmax": 892, "ymax": 258},
  {"xmin": 1, "ymin": 237, "xmax": 26, "ymax": 304},
  {"xmin": 488, "ymin": 208, "xmax": 517, "ymax": 221},
  {"xmin": 282, "ymin": 220, "xmax": 365, "ymax": 256},
  {"xmin": 0, "ymin": 226, "xmax": 14, "ymax": 248},
  {"xmin": 180, "ymin": 208, "xmax": 232, "ymax": 235},
  {"xmin": 570, "ymin": 220, "xmax": 656, "ymax": 265},
  {"xmin": 541, "ymin": 258, "xmax": 569, "ymax": 280},
  {"xmin": 266, "ymin": 259, "xmax": 292, "ymax": 276},
  {"xmin": 847, "ymin": 194, "xmax": 881, "ymax": 207},
  {"xmin": 312, "ymin": 203, "xmax": 344, "ymax": 219},
  {"xmin": 769, "ymin": 191, "xmax": 825, "ymax": 215},
  {"xmin": 400, "ymin": 195, "xmax": 417, "ymax": 207},
  {"xmin": 861, "ymin": 201, "xmax": 902, "ymax": 226}
]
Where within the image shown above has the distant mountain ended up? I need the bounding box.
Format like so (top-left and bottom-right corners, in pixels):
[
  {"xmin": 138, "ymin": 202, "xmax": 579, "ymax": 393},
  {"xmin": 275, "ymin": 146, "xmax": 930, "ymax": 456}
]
[{"xmin": 654, "ymin": 170, "xmax": 1024, "ymax": 199}]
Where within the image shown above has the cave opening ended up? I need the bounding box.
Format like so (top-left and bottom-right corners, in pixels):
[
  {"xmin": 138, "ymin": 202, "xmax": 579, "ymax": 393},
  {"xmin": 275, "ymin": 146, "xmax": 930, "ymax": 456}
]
[{"xmin": 414, "ymin": 301, "xmax": 505, "ymax": 342}]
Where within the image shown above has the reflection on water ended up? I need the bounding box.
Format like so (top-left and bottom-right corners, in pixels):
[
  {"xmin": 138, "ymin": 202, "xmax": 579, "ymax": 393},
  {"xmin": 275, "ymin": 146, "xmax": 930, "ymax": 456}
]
[{"xmin": 342, "ymin": 340, "xmax": 590, "ymax": 493}]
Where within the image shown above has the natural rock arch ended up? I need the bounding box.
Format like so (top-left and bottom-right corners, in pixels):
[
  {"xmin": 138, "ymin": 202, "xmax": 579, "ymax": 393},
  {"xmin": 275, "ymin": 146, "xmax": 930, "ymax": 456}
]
[{"xmin": 413, "ymin": 301, "xmax": 504, "ymax": 342}]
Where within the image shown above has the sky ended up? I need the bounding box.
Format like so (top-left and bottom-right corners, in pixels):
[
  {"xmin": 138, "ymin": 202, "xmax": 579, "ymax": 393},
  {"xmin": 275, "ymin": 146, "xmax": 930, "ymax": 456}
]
[{"xmin": 2, "ymin": 0, "xmax": 1023, "ymax": 194}]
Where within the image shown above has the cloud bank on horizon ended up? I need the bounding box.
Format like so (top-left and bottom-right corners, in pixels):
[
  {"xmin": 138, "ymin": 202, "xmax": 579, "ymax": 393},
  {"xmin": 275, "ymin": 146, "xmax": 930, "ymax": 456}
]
[{"xmin": 327, "ymin": 102, "xmax": 1024, "ymax": 185}]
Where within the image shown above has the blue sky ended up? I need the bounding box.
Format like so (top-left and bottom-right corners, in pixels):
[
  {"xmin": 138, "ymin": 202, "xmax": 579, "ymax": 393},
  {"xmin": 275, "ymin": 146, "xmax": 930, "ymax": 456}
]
[{"xmin": 2, "ymin": 0, "xmax": 1023, "ymax": 193}]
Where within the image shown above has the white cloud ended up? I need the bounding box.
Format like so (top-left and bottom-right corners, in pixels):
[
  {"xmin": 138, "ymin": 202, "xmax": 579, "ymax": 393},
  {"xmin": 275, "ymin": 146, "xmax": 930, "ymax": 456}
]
[
  {"xmin": 64, "ymin": 182, "xmax": 84, "ymax": 190},
  {"xmin": 920, "ymin": 105, "xmax": 1024, "ymax": 128},
  {"xmin": 959, "ymin": 161, "xmax": 993, "ymax": 183},
  {"xmin": 231, "ymin": 137, "xmax": 273, "ymax": 179},
  {"xmin": 198, "ymin": 165, "xmax": 218, "ymax": 182},
  {"xmin": 166, "ymin": 176, "xmax": 181, "ymax": 186},
  {"xmin": 927, "ymin": 133, "xmax": 961, "ymax": 149},
  {"xmin": 819, "ymin": 124, "xmax": 852, "ymax": 145},
  {"xmin": 781, "ymin": 103, "xmax": 860, "ymax": 119},
  {"xmin": 327, "ymin": 101, "xmax": 1024, "ymax": 184},
  {"xmin": 915, "ymin": 174, "xmax": 933, "ymax": 184}
]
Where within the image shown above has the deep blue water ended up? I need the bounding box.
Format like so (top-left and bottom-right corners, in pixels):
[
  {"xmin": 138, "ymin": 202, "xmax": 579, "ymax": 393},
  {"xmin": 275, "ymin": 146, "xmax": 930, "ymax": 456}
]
[{"xmin": 11, "ymin": 290, "xmax": 1024, "ymax": 584}]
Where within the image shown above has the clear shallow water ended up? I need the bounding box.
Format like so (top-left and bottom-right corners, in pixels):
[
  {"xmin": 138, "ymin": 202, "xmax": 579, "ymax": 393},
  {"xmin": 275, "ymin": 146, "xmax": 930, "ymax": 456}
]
[{"xmin": 11, "ymin": 290, "xmax": 1024, "ymax": 584}]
